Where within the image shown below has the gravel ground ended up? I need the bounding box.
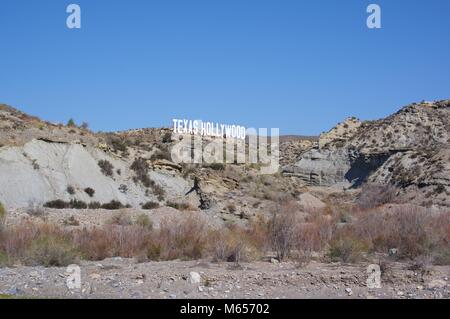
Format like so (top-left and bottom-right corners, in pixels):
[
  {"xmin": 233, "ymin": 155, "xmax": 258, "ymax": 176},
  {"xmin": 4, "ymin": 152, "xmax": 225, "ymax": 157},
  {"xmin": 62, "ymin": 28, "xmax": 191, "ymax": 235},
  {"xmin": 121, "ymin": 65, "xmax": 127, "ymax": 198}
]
[{"xmin": 0, "ymin": 259, "xmax": 448, "ymax": 299}]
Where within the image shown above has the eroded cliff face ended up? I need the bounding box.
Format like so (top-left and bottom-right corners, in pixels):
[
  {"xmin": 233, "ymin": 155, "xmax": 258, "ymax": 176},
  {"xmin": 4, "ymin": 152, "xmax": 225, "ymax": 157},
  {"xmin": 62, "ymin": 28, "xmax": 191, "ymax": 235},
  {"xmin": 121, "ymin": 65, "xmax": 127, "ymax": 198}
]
[
  {"xmin": 0, "ymin": 139, "xmax": 194, "ymax": 209},
  {"xmin": 283, "ymin": 100, "xmax": 450, "ymax": 207},
  {"xmin": 283, "ymin": 148, "xmax": 352, "ymax": 186}
]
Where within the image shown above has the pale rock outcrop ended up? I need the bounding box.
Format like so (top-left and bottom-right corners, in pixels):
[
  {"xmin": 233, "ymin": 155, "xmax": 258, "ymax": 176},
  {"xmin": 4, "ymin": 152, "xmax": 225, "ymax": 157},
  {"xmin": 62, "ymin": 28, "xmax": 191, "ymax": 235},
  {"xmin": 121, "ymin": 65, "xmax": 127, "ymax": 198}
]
[{"xmin": 0, "ymin": 139, "xmax": 193, "ymax": 209}]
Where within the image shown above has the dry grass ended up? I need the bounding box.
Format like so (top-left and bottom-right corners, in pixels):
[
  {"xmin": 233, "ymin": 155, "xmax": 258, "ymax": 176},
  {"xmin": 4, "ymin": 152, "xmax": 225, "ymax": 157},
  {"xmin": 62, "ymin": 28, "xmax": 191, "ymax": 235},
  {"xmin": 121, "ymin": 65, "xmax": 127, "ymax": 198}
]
[
  {"xmin": 268, "ymin": 200, "xmax": 299, "ymax": 261},
  {"xmin": 0, "ymin": 203, "xmax": 448, "ymax": 267},
  {"xmin": 351, "ymin": 206, "xmax": 450, "ymax": 259}
]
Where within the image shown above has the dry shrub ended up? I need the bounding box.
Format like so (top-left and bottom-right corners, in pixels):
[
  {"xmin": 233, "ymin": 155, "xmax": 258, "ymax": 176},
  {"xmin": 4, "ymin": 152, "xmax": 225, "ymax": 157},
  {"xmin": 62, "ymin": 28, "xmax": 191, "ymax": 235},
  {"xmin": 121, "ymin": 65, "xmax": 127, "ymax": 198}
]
[
  {"xmin": 66, "ymin": 185, "xmax": 75, "ymax": 195},
  {"xmin": 131, "ymin": 157, "xmax": 151, "ymax": 187},
  {"xmin": 353, "ymin": 206, "xmax": 449, "ymax": 259},
  {"xmin": 166, "ymin": 201, "xmax": 195, "ymax": 211},
  {"xmin": 1, "ymin": 221, "xmax": 79, "ymax": 266},
  {"xmin": 98, "ymin": 160, "xmax": 114, "ymax": 177},
  {"xmin": 108, "ymin": 212, "xmax": 132, "ymax": 226},
  {"xmin": 135, "ymin": 213, "xmax": 153, "ymax": 230},
  {"xmin": 150, "ymin": 149, "xmax": 171, "ymax": 161},
  {"xmin": 1, "ymin": 216, "xmax": 215, "ymax": 265},
  {"xmin": 356, "ymin": 183, "xmax": 396, "ymax": 209},
  {"xmin": 24, "ymin": 235, "xmax": 79, "ymax": 267},
  {"xmin": 26, "ymin": 201, "xmax": 46, "ymax": 218},
  {"xmin": 294, "ymin": 217, "xmax": 334, "ymax": 265},
  {"xmin": 1, "ymin": 221, "xmax": 42, "ymax": 259},
  {"xmin": 208, "ymin": 222, "xmax": 265, "ymax": 263},
  {"xmin": 44, "ymin": 199, "xmax": 87, "ymax": 210},
  {"xmin": 142, "ymin": 201, "xmax": 159, "ymax": 210},
  {"xmin": 268, "ymin": 200, "xmax": 299, "ymax": 261},
  {"xmin": 327, "ymin": 234, "xmax": 369, "ymax": 263},
  {"xmin": 73, "ymin": 225, "xmax": 152, "ymax": 260},
  {"xmin": 84, "ymin": 187, "xmax": 95, "ymax": 198},
  {"xmin": 153, "ymin": 216, "xmax": 208, "ymax": 260},
  {"xmin": 63, "ymin": 216, "xmax": 80, "ymax": 226}
]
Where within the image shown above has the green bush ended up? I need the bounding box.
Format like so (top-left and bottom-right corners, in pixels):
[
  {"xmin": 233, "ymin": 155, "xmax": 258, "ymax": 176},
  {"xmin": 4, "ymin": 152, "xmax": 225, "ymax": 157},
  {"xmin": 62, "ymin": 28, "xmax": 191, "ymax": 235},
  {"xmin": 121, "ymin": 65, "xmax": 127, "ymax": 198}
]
[
  {"xmin": 67, "ymin": 118, "xmax": 76, "ymax": 127},
  {"xmin": 150, "ymin": 149, "xmax": 171, "ymax": 161},
  {"xmin": 327, "ymin": 237, "xmax": 367, "ymax": 263},
  {"xmin": 63, "ymin": 216, "xmax": 80, "ymax": 227},
  {"xmin": 66, "ymin": 185, "xmax": 75, "ymax": 195},
  {"xmin": 433, "ymin": 247, "xmax": 450, "ymax": 265},
  {"xmin": 131, "ymin": 157, "xmax": 153, "ymax": 187},
  {"xmin": 44, "ymin": 199, "xmax": 87, "ymax": 209},
  {"xmin": 24, "ymin": 235, "xmax": 79, "ymax": 267}
]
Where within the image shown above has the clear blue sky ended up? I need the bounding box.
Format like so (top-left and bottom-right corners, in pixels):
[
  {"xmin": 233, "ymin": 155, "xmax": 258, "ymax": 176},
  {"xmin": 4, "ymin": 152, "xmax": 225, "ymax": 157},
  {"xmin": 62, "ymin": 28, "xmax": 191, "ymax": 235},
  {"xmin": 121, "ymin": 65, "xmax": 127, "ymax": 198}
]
[{"xmin": 0, "ymin": 0, "xmax": 449, "ymax": 135}]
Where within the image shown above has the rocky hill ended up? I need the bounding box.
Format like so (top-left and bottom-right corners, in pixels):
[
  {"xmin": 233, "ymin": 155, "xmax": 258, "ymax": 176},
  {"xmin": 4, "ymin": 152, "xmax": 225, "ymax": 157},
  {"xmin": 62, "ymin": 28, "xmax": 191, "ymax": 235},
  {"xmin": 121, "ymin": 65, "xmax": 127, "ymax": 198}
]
[
  {"xmin": 0, "ymin": 99, "xmax": 449, "ymax": 215},
  {"xmin": 283, "ymin": 100, "xmax": 450, "ymax": 207}
]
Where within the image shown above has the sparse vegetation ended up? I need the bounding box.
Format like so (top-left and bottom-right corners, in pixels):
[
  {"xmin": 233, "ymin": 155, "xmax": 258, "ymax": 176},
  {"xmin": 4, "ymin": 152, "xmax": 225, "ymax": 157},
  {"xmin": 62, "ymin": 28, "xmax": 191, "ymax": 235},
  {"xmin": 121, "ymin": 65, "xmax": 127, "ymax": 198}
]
[
  {"xmin": 26, "ymin": 202, "xmax": 45, "ymax": 218},
  {"xmin": 67, "ymin": 118, "xmax": 76, "ymax": 127},
  {"xmin": 166, "ymin": 201, "xmax": 192, "ymax": 211},
  {"xmin": 63, "ymin": 216, "xmax": 80, "ymax": 226},
  {"xmin": 135, "ymin": 214, "xmax": 153, "ymax": 230},
  {"xmin": 66, "ymin": 185, "xmax": 75, "ymax": 195},
  {"xmin": 119, "ymin": 184, "xmax": 128, "ymax": 194},
  {"xmin": 84, "ymin": 187, "xmax": 95, "ymax": 198},
  {"xmin": 98, "ymin": 160, "xmax": 114, "ymax": 177},
  {"xmin": 43, "ymin": 199, "xmax": 85, "ymax": 210},
  {"xmin": 130, "ymin": 157, "xmax": 166, "ymax": 199},
  {"xmin": 150, "ymin": 149, "xmax": 171, "ymax": 161},
  {"xmin": 69, "ymin": 199, "xmax": 88, "ymax": 209},
  {"xmin": 268, "ymin": 200, "xmax": 298, "ymax": 261},
  {"xmin": 44, "ymin": 200, "xmax": 69, "ymax": 209},
  {"xmin": 142, "ymin": 201, "xmax": 159, "ymax": 210},
  {"xmin": 31, "ymin": 159, "xmax": 40, "ymax": 170},
  {"xmin": 0, "ymin": 202, "xmax": 448, "ymax": 268},
  {"xmin": 131, "ymin": 157, "xmax": 152, "ymax": 186},
  {"xmin": 327, "ymin": 236, "xmax": 367, "ymax": 263},
  {"xmin": 88, "ymin": 201, "xmax": 102, "ymax": 209},
  {"xmin": 101, "ymin": 200, "xmax": 124, "ymax": 210},
  {"xmin": 162, "ymin": 132, "xmax": 172, "ymax": 143},
  {"xmin": 108, "ymin": 213, "xmax": 132, "ymax": 226},
  {"xmin": 356, "ymin": 183, "xmax": 396, "ymax": 209},
  {"xmin": 43, "ymin": 199, "xmax": 128, "ymax": 210},
  {"xmin": 107, "ymin": 136, "xmax": 128, "ymax": 154}
]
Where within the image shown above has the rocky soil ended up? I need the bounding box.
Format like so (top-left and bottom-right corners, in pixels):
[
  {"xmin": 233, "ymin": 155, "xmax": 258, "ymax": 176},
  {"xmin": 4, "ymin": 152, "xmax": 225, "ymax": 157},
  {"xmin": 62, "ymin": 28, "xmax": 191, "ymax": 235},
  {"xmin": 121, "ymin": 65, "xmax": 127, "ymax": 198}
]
[{"xmin": 0, "ymin": 258, "xmax": 448, "ymax": 299}]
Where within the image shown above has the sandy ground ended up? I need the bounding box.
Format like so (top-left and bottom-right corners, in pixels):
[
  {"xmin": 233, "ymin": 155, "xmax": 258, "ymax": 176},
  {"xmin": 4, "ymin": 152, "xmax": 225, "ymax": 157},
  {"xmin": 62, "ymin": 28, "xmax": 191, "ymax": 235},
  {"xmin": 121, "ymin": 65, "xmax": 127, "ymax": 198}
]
[{"xmin": 0, "ymin": 258, "xmax": 448, "ymax": 299}]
